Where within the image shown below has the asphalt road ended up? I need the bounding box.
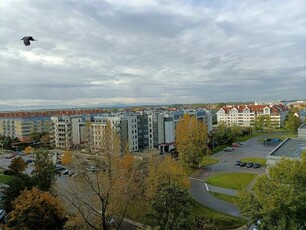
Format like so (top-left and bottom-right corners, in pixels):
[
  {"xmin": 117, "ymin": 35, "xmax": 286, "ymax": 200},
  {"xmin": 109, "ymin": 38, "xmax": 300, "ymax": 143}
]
[{"xmin": 189, "ymin": 135, "xmax": 276, "ymax": 219}]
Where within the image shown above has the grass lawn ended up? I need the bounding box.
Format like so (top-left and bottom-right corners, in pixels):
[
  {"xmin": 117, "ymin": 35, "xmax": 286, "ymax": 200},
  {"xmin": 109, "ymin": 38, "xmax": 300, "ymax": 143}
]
[
  {"xmin": 200, "ymin": 156, "xmax": 219, "ymax": 167},
  {"xmin": 209, "ymin": 191, "xmax": 240, "ymax": 204},
  {"xmin": 211, "ymin": 145, "xmax": 227, "ymax": 154},
  {"xmin": 192, "ymin": 201, "xmax": 247, "ymax": 229},
  {"xmin": 240, "ymin": 157, "xmax": 267, "ymax": 166},
  {"xmin": 258, "ymin": 133, "xmax": 297, "ymax": 144},
  {"xmin": 236, "ymin": 132, "xmax": 262, "ymax": 142},
  {"xmin": 206, "ymin": 173, "xmax": 256, "ymax": 190},
  {"xmin": 181, "ymin": 162, "xmax": 198, "ymax": 176},
  {"xmin": 0, "ymin": 174, "xmax": 13, "ymax": 184}
]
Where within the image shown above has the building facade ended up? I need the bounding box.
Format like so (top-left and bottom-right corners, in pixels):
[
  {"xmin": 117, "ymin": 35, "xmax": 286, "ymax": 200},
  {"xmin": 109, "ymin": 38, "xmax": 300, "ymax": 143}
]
[
  {"xmin": 217, "ymin": 104, "xmax": 288, "ymax": 127},
  {"xmin": 0, "ymin": 116, "xmax": 51, "ymax": 142}
]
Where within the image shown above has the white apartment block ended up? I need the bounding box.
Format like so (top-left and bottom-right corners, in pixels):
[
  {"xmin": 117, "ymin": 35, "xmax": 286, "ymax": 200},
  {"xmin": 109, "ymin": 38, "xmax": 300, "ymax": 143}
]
[{"xmin": 217, "ymin": 104, "xmax": 288, "ymax": 127}]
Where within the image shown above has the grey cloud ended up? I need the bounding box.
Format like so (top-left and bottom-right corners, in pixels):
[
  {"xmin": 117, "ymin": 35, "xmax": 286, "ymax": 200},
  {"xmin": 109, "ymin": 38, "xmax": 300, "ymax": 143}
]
[{"xmin": 1, "ymin": 0, "xmax": 306, "ymax": 108}]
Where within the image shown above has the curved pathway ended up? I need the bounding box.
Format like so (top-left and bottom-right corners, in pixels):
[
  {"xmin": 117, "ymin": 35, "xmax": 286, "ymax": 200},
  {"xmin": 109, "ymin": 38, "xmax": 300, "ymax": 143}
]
[{"xmin": 189, "ymin": 135, "xmax": 275, "ymax": 219}]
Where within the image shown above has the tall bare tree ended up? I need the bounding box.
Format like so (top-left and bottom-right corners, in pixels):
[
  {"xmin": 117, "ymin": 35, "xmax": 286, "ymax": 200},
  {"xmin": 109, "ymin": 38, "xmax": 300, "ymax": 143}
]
[{"xmin": 60, "ymin": 121, "xmax": 144, "ymax": 230}]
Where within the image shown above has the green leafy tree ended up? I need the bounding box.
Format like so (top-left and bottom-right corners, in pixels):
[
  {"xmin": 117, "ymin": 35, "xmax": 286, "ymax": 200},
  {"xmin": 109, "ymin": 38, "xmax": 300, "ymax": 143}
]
[
  {"xmin": 7, "ymin": 187, "xmax": 66, "ymax": 230},
  {"xmin": 3, "ymin": 136, "xmax": 12, "ymax": 149},
  {"xmin": 254, "ymin": 115, "xmax": 272, "ymax": 132},
  {"xmin": 146, "ymin": 183, "xmax": 193, "ymax": 230},
  {"xmin": 237, "ymin": 153, "xmax": 306, "ymax": 229},
  {"xmin": 175, "ymin": 114, "xmax": 209, "ymax": 166},
  {"xmin": 2, "ymin": 174, "xmax": 34, "ymax": 212},
  {"xmin": 8, "ymin": 156, "xmax": 27, "ymax": 175},
  {"xmin": 285, "ymin": 107, "xmax": 301, "ymax": 134},
  {"xmin": 32, "ymin": 149, "xmax": 56, "ymax": 191},
  {"xmin": 230, "ymin": 125, "xmax": 243, "ymax": 142}
]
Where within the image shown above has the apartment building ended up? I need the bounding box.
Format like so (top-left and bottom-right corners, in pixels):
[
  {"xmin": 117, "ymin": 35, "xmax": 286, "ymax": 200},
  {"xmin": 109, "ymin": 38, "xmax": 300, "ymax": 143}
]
[
  {"xmin": 91, "ymin": 115, "xmax": 138, "ymax": 153},
  {"xmin": 0, "ymin": 116, "xmax": 51, "ymax": 141},
  {"xmin": 136, "ymin": 109, "xmax": 213, "ymax": 153},
  {"xmin": 217, "ymin": 104, "xmax": 288, "ymax": 127}
]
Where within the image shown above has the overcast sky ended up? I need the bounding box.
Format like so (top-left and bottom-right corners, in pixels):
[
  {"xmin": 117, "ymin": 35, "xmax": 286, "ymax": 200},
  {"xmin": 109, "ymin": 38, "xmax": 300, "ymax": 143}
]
[{"xmin": 1, "ymin": 0, "xmax": 306, "ymax": 110}]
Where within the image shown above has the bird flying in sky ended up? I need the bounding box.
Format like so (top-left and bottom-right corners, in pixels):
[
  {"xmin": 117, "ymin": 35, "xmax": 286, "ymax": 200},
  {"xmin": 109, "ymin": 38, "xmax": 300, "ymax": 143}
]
[{"xmin": 21, "ymin": 36, "xmax": 37, "ymax": 46}]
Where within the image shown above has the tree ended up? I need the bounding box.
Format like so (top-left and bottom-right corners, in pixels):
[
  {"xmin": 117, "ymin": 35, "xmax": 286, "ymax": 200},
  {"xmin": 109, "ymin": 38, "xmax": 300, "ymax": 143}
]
[
  {"xmin": 59, "ymin": 121, "xmax": 144, "ymax": 230},
  {"xmin": 230, "ymin": 125, "xmax": 243, "ymax": 142},
  {"xmin": 175, "ymin": 114, "xmax": 209, "ymax": 166},
  {"xmin": 237, "ymin": 153, "xmax": 306, "ymax": 229},
  {"xmin": 254, "ymin": 115, "xmax": 272, "ymax": 132},
  {"xmin": 145, "ymin": 155, "xmax": 190, "ymax": 199},
  {"xmin": 2, "ymin": 174, "xmax": 34, "ymax": 212},
  {"xmin": 32, "ymin": 149, "xmax": 56, "ymax": 191},
  {"xmin": 285, "ymin": 107, "xmax": 301, "ymax": 134},
  {"xmin": 24, "ymin": 146, "xmax": 34, "ymax": 155},
  {"xmin": 145, "ymin": 183, "xmax": 193, "ymax": 230},
  {"xmin": 8, "ymin": 156, "xmax": 27, "ymax": 175},
  {"xmin": 6, "ymin": 187, "xmax": 66, "ymax": 230},
  {"xmin": 61, "ymin": 151, "xmax": 73, "ymax": 165}
]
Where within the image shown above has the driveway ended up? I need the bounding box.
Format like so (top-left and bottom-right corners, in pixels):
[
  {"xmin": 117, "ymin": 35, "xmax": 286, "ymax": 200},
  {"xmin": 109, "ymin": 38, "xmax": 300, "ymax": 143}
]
[{"xmin": 189, "ymin": 135, "xmax": 275, "ymax": 218}]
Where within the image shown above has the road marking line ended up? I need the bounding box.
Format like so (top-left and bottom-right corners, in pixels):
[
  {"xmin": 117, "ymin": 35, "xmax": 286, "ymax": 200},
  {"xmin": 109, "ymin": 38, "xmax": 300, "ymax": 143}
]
[
  {"xmin": 205, "ymin": 183, "xmax": 209, "ymax": 192},
  {"xmin": 189, "ymin": 177, "xmax": 205, "ymax": 182}
]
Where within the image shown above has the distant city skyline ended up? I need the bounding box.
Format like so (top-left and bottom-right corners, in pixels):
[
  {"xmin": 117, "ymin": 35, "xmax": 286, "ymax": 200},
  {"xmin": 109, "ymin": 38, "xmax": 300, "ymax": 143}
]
[{"xmin": 1, "ymin": 0, "xmax": 306, "ymax": 109}]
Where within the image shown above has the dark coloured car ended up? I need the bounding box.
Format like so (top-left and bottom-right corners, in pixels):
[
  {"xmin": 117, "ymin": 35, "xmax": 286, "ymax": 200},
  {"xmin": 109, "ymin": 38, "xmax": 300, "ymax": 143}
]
[
  {"xmin": 253, "ymin": 163, "xmax": 261, "ymax": 168},
  {"xmin": 246, "ymin": 162, "xmax": 253, "ymax": 168},
  {"xmin": 234, "ymin": 160, "xmax": 241, "ymax": 166},
  {"xmin": 239, "ymin": 162, "xmax": 247, "ymax": 167}
]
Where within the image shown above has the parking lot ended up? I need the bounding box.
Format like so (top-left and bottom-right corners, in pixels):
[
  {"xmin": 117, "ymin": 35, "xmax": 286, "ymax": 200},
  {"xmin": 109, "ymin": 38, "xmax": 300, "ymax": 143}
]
[{"xmin": 205, "ymin": 135, "xmax": 276, "ymax": 175}]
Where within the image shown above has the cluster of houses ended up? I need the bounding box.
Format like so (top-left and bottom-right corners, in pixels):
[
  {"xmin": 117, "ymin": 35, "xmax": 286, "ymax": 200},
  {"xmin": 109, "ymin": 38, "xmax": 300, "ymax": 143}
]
[{"xmin": 0, "ymin": 102, "xmax": 305, "ymax": 160}]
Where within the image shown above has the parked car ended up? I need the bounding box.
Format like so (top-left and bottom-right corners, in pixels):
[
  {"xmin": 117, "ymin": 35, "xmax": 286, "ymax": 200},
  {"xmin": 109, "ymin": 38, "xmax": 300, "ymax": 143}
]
[
  {"xmin": 86, "ymin": 166, "xmax": 96, "ymax": 172},
  {"xmin": 246, "ymin": 162, "xmax": 254, "ymax": 168},
  {"xmin": 253, "ymin": 163, "xmax": 261, "ymax": 168},
  {"xmin": 25, "ymin": 159, "xmax": 34, "ymax": 164},
  {"xmin": 223, "ymin": 147, "xmax": 233, "ymax": 152},
  {"xmin": 5, "ymin": 153, "xmax": 16, "ymax": 159},
  {"xmin": 238, "ymin": 142, "xmax": 244, "ymax": 145},
  {"xmin": 234, "ymin": 160, "xmax": 241, "ymax": 166},
  {"xmin": 62, "ymin": 169, "xmax": 71, "ymax": 175},
  {"xmin": 55, "ymin": 164, "xmax": 65, "ymax": 172},
  {"xmin": 232, "ymin": 143, "xmax": 240, "ymax": 147},
  {"xmin": 239, "ymin": 162, "xmax": 247, "ymax": 167}
]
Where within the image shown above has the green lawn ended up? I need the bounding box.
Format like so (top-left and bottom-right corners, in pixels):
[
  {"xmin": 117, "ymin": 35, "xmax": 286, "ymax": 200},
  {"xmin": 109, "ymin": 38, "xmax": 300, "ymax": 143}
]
[
  {"xmin": 209, "ymin": 191, "xmax": 240, "ymax": 204},
  {"xmin": 200, "ymin": 156, "xmax": 219, "ymax": 167},
  {"xmin": 192, "ymin": 201, "xmax": 247, "ymax": 229},
  {"xmin": 0, "ymin": 174, "xmax": 13, "ymax": 184},
  {"xmin": 258, "ymin": 133, "xmax": 297, "ymax": 144},
  {"xmin": 206, "ymin": 173, "xmax": 256, "ymax": 190},
  {"xmin": 211, "ymin": 145, "xmax": 227, "ymax": 154},
  {"xmin": 240, "ymin": 157, "xmax": 267, "ymax": 166}
]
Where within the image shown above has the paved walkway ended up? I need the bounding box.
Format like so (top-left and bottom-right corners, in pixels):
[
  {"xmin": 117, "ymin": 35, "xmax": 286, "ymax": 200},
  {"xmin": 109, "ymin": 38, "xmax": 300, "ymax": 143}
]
[
  {"xmin": 207, "ymin": 184, "xmax": 238, "ymax": 196},
  {"xmin": 189, "ymin": 177, "xmax": 244, "ymax": 218}
]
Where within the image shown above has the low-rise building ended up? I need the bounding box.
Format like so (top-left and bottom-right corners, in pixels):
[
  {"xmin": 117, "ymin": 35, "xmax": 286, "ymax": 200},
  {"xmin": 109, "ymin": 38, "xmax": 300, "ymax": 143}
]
[{"xmin": 266, "ymin": 123, "xmax": 306, "ymax": 166}]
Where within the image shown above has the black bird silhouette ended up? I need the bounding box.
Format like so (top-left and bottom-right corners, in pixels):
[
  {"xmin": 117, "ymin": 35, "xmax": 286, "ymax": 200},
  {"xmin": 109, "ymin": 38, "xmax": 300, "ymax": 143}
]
[{"xmin": 21, "ymin": 36, "xmax": 37, "ymax": 46}]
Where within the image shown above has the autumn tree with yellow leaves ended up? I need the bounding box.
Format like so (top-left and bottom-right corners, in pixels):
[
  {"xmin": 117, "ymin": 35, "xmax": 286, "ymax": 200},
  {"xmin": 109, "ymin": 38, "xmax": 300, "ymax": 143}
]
[
  {"xmin": 24, "ymin": 146, "xmax": 34, "ymax": 155},
  {"xmin": 61, "ymin": 151, "xmax": 73, "ymax": 165},
  {"xmin": 6, "ymin": 187, "xmax": 66, "ymax": 229},
  {"xmin": 145, "ymin": 155, "xmax": 190, "ymax": 199},
  {"xmin": 175, "ymin": 114, "xmax": 209, "ymax": 167}
]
